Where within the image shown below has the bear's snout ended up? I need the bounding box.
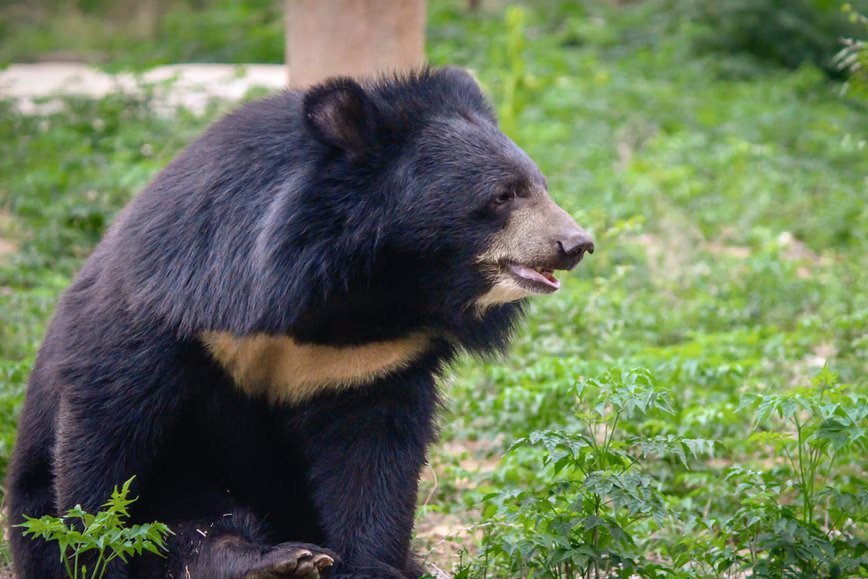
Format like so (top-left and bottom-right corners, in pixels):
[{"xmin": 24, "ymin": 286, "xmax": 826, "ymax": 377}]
[{"xmin": 556, "ymin": 228, "xmax": 595, "ymax": 270}]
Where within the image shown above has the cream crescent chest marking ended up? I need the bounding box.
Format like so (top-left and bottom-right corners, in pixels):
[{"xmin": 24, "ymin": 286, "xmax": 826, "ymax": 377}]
[{"xmin": 202, "ymin": 331, "xmax": 432, "ymax": 404}]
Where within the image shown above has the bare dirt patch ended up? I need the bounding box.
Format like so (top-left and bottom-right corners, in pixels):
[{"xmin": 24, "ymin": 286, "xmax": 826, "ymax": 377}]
[
  {"xmin": 0, "ymin": 239, "xmax": 16, "ymax": 260},
  {"xmin": 415, "ymin": 438, "xmax": 506, "ymax": 577},
  {"xmin": 417, "ymin": 511, "xmax": 476, "ymax": 577}
]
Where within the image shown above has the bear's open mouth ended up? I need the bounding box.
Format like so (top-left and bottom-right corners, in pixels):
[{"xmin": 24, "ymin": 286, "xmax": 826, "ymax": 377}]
[{"xmin": 504, "ymin": 262, "xmax": 561, "ymax": 294}]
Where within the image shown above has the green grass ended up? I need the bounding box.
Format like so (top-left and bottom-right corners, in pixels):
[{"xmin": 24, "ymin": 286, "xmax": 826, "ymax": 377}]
[
  {"xmin": 0, "ymin": 0, "xmax": 284, "ymax": 68},
  {"xmin": 1, "ymin": 0, "xmax": 867, "ymax": 577}
]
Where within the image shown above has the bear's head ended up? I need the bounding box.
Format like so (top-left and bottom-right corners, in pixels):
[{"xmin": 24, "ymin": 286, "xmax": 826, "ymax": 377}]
[{"xmin": 292, "ymin": 68, "xmax": 593, "ymax": 342}]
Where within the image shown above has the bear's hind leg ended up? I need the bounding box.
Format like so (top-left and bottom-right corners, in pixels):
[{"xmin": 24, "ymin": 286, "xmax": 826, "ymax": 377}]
[
  {"xmin": 6, "ymin": 419, "xmax": 65, "ymax": 578},
  {"xmin": 165, "ymin": 516, "xmax": 335, "ymax": 579},
  {"xmin": 136, "ymin": 493, "xmax": 335, "ymax": 579},
  {"xmin": 6, "ymin": 362, "xmax": 67, "ymax": 579}
]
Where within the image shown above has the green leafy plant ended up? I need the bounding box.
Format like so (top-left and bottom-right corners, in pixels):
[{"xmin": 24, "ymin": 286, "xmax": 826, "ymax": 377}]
[
  {"xmin": 721, "ymin": 367, "xmax": 868, "ymax": 576},
  {"xmin": 463, "ymin": 368, "xmax": 715, "ymax": 578},
  {"xmin": 17, "ymin": 477, "xmax": 172, "ymax": 579}
]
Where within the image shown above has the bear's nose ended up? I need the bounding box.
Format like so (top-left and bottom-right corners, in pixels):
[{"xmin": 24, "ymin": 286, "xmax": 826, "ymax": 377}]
[{"xmin": 557, "ymin": 230, "xmax": 595, "ymax": 269}]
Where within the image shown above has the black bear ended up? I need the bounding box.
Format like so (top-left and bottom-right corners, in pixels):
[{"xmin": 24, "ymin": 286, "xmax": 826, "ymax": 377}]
[{"xmin": 5, "ymin": 67, "xmax": 593, "ymax": 578}]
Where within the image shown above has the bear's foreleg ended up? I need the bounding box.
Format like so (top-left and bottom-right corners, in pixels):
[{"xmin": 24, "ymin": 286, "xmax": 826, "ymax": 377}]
[{"xmin": 291, "ymin": 368, "xmax": 439, "ymax": 579}]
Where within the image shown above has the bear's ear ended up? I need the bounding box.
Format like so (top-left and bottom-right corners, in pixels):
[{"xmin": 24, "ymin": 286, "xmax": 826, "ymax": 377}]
[
  {"xmin": 437, "ymin": 66, "xmax": 495, "ymax": 121},
  {"xmin": 439, "ymin": 66, "xmax": 483, "ymax": 93},
  {"xmin": 303, "ymin": 78, "xmax": 376, "ymax": 158}
]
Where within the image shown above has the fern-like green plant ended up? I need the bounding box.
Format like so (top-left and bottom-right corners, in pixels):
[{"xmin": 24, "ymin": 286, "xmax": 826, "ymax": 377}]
[{"xmin": 17, "ymin": 477, "xmax": 172, "ymax": 579}]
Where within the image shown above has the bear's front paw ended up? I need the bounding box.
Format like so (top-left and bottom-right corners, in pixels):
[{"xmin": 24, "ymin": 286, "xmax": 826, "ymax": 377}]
[{"xmin": 243, "ymin": 542, "xmax": 337, "ymax": 578}]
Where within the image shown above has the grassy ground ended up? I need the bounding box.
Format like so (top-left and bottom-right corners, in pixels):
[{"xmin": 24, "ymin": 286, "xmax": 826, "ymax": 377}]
[{"xmin": 1, "ymin": 1, "xmax": 867, "ymax": 577}]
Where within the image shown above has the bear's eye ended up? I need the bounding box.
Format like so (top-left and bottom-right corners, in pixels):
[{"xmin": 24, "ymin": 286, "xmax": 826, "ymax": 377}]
[{"xmin": 492, "ymin": 189, "xmax": 515, "ymax": 206}]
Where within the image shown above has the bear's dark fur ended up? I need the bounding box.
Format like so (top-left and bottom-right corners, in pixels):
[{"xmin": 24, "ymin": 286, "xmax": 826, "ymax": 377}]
[{"xmin": 6, "ymin": 67, "xmax": 592, "ymax": 578}]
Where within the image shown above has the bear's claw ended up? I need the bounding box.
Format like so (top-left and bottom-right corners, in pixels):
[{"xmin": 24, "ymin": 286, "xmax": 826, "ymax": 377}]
[{"xmin": 244, "ymin": 543, "xmax": 336, "ymax": 578}]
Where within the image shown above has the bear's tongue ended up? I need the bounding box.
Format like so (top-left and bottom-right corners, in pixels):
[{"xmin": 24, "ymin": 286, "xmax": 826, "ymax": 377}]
[{"xmin": 509, "ymin": 264, "xmax": 560, "ymax": 290}]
